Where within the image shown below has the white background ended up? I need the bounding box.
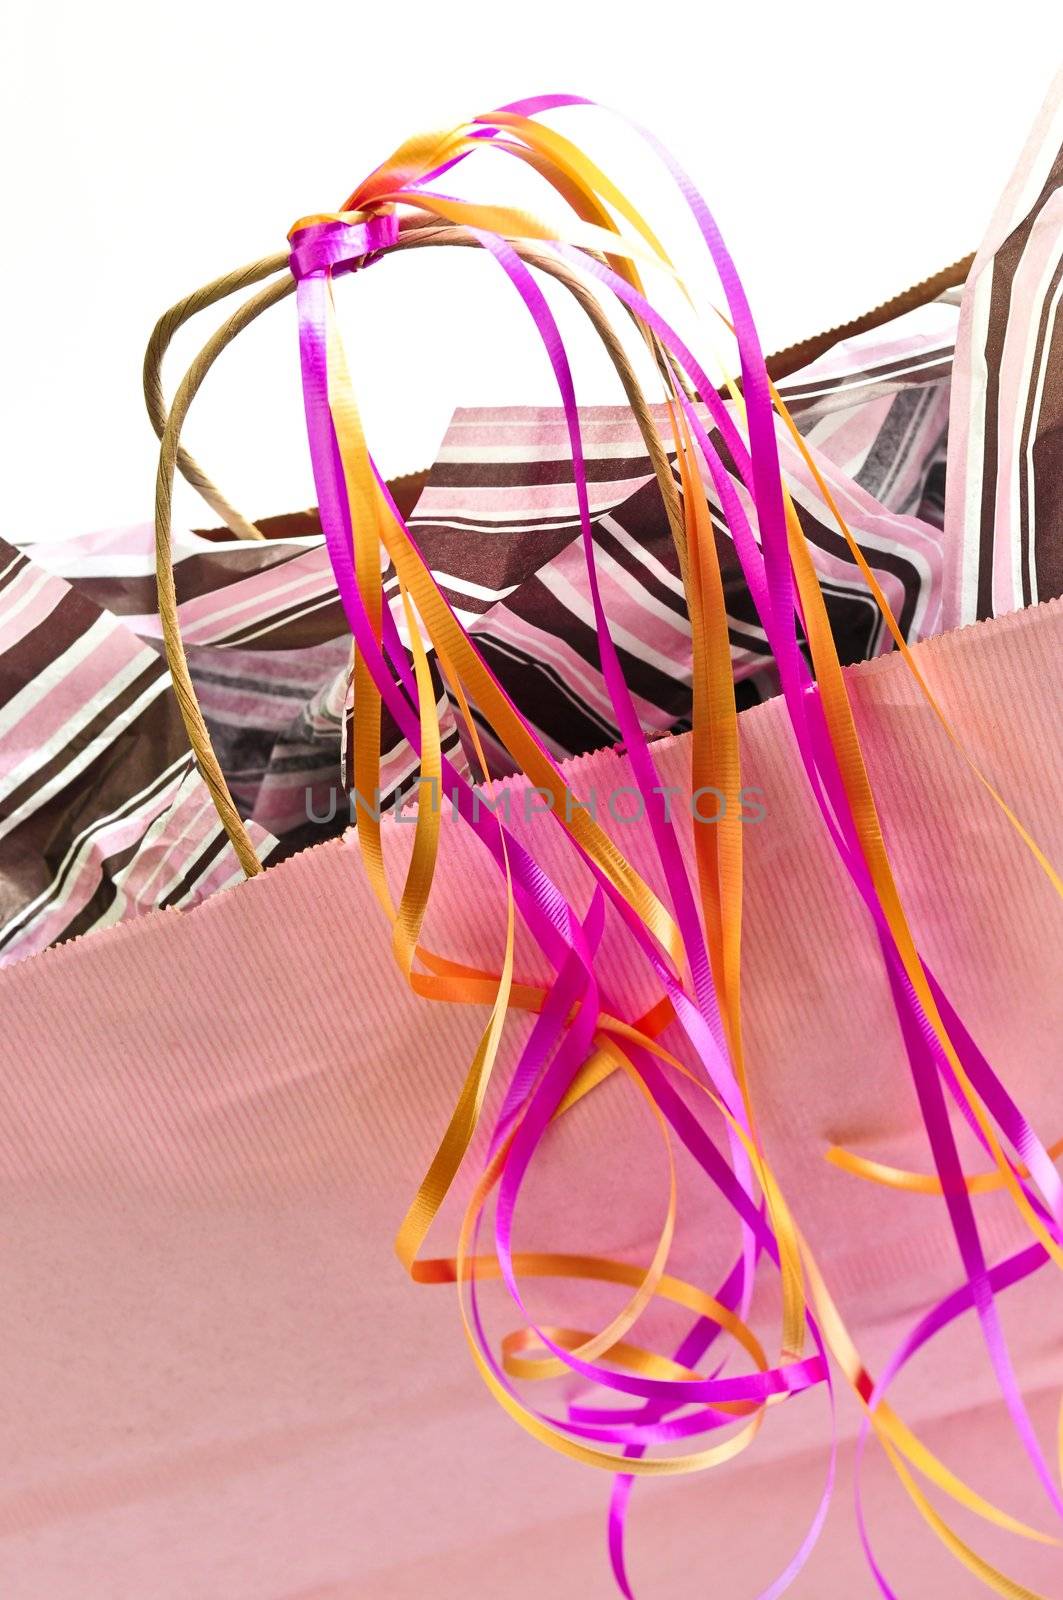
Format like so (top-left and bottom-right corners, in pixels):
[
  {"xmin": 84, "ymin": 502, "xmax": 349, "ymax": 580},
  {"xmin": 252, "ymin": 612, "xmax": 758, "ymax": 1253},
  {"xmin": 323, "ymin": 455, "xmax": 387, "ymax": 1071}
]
[{"xmin": 2, "ymin": 1, "xmax": 1061, "ymax": 540}]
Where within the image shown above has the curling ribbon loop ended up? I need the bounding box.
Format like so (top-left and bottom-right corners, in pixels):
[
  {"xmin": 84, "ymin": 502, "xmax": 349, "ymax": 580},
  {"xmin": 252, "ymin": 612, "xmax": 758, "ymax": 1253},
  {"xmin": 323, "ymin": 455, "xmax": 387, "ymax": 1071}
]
[{"xmin": 175, "ymin": 94, "xmax": 1063, "ymax": 1600}]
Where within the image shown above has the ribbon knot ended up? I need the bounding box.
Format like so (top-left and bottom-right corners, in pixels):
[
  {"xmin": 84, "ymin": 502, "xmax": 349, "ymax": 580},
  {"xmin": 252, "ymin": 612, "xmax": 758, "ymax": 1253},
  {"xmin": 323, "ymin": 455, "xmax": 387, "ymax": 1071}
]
[{"xmin": 288, "ymin": 209, "xmax": 400, "ymax": 282}]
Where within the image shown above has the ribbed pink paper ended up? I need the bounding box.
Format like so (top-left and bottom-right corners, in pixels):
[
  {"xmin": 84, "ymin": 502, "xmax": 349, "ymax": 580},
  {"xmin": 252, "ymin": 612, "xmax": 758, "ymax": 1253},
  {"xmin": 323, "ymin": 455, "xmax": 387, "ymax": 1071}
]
[{"xmin": 0, "ymin": 601, "xmax": 1060, "ymax": 1598}]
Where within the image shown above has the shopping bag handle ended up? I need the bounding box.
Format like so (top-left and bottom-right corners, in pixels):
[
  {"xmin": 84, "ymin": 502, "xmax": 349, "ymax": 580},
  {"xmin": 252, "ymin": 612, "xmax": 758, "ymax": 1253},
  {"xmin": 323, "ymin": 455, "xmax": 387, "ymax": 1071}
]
[{"xmin": 148, "ymin": 219, "xmax": 683, "ymax": 876}]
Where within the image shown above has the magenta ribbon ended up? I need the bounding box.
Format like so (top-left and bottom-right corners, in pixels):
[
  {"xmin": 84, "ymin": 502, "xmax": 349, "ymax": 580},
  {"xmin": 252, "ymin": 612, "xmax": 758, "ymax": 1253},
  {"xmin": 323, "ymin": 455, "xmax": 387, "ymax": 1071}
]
[{"xmin": 289, "ymin": 100, "xmax": 1062, "ymax": 1598}]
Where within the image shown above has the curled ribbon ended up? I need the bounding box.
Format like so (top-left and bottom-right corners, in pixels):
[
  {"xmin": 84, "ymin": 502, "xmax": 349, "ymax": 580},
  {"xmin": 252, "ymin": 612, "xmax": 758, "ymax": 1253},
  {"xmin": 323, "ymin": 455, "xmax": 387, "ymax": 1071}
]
[{"xmin": 158, "ymin": 95, "xmax": 1063, "ymax": 1599}]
